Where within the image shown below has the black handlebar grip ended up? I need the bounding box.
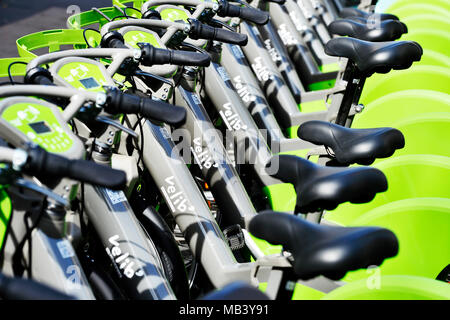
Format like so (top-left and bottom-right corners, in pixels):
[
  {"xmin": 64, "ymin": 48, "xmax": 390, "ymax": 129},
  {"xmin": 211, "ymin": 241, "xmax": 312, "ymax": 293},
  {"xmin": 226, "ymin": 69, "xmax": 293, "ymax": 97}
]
[
  {"xmin": 138, "ymin": 97, "xmax": 187, "ymax": 126},
  {"xmin": 101, "ymin": 31, "xmax": 128, "ymax": 49},
  {"xmin": 214, "ymin": 27, "xmax": 248, "ymax": 45},
  {"xmin": 24, "ymin": 67, "xmax": 54, "ymax": 86},
  {"xmin": 139, "ymin": 44, "xmax": 211, "ymax": 67},
  {"xmin": 109, "ymin": 38, "xmax": 129, "ymax": 49},
  {"xmin": 0, "ymin": 273, "xmax": 74, "ymax": 300},
  {"xmin": 189, "ymin": 19, "xmax": 248, "ymax": 45},
  {"xmin": 65, "ymin": 159, "xmax": 127, "ymax": 190},
  {"xmin": 218, "ymin": 3, "xmax": 269, "ymax": 25},
  {"xmin": 169, "ymin": 49, "xmax": 211, "ymax": 66},
  {"xmin": 105, "ymin": 88, "xmax": 187, "ymax": 127},
  {"xmin": 24, "ymin": 146, "xmax": 127, "ymax": 190},
  {"xmin": 34, "ymin": 75, "xmax": 55, "ymax": 86},
  {"xmin": 236, "ymin": 6, "xmax": 270, "ymax": 25}
]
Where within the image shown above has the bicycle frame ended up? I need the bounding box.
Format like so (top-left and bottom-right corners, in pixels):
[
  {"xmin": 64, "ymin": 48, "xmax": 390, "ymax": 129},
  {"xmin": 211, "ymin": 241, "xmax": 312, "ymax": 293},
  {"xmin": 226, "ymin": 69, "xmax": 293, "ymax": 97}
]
[
  {"xmin": 17, "ymin": 36, "xmax": 344, "ymax": 299},
  {"xmin": 0, "ymin": 85, "xmax": 176, "ymax": 300}
]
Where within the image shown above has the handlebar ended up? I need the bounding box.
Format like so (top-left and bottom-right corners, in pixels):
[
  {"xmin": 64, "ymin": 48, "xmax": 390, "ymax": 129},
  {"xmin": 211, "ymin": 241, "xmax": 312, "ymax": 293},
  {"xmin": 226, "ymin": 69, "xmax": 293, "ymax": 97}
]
[
  {"xmin": 108, "ymin": 38, "xmax": 130, "ymax": 49},
  {"xmin": 23, "ymin": 146, "xmax": 127, "ymax": 190},
  {"xmin": 33, "ymin": 75, "xmax": 54, "ymax": 86},
  {"xmin": 218, "ymin": 2, "xmax": 270, "ymax": 25},
  {"xmin": 104, "ymin": 87, "xmax": 187, "ymax": 127},
  {"xmin": 139, "ymin": 43, "xmax": 211, "ymax": 67},
  {"xmin": 188, "ymin": 19, "xmax": 248, "ymax": 45},
  {"xmin": 101, "ymin": 31, "xmax": 211, "ymax": 67},
  {"xmin": 24, "ymin": 67, "xmax": 55, "ymax": 86}
]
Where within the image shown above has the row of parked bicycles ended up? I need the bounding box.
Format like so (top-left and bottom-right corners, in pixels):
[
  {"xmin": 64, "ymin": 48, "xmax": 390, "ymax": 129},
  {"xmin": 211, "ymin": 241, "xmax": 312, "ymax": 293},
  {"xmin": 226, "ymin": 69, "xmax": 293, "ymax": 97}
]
[{"xmin": 0, "ymin": 0, "xmax": 448, "ymax": 300}]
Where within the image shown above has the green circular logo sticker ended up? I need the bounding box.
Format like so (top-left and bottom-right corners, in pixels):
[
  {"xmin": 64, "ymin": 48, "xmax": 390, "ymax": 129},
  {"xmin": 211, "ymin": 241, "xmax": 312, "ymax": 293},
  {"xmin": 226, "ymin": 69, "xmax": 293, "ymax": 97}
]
[
  {"xmin": 160, "ymin": 8, "xmax": 189, "ymax": 22},
  {"xmin": 57, "ymin": 62, "xmax": 108, "ymax": 92},
  {"xmin": 2, "ymin": 102, "xmax": 74, "ymax": 153},
  {"xmin": 123, "ymin": 30, "xmax": 161, "ymax": 49}
]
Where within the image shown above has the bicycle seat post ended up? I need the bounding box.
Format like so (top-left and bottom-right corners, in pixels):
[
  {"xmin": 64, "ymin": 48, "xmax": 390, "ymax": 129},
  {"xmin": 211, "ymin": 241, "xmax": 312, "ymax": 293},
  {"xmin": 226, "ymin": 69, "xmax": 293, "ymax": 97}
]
[{"xmin": 334, "ymin": 61, "xmax": 366, "ymax": 126}]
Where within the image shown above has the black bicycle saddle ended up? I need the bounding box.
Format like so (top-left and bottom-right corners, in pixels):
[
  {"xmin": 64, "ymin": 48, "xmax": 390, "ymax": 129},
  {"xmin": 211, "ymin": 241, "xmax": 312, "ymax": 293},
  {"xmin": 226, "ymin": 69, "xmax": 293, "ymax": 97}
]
[
  {"xmin": 340, "ymin": 7, "xmax": 399, "ymax": 21},
  {"xmin": 298, "ymin": 121, "xmax": 405, "ymax": 165},
  {"xmin": 267, "ymin": 155, "xmax": 387, "ymax": 213},
  {"xmin": 249, "ymin": 211, "xmax": 399, "ymax": 280},
  {"xmin": 328, "ymin": 19, "xmax": 407, "ymax": 42},
  {"xmin": 325, "ymin": 37, "xmax": 423, "ymax": 76}
]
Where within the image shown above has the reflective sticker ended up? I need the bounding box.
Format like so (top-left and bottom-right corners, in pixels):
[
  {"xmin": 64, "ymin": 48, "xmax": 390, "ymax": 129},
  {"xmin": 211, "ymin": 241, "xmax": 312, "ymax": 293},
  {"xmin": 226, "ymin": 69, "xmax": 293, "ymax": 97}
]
[
  {"xmin": 216, "ymin": 66, "xmax": 230, "ymax": 82},
  {"xmin": 191, "ymin": 94, "xmax": 201, "ymax": 105},
  {"xmin": 106, "ymin": 189, "xmax": 127, "ymax": 205},
  {"xmin": 230, "ymin": 45, "xmax": 245, "ymax": 60},
  {"xmin": 57, "ymin": 239, "xmax": 75, "ymax": 259},
  {"xmin": 252, "ymin": 25, "xmax": 261, "ymax": 36}
]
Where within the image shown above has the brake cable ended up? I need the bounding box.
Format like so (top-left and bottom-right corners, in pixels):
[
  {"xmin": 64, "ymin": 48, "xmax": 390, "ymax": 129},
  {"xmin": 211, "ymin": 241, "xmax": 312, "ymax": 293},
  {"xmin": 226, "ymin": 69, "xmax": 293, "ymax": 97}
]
[
  {"xmin": 7, "ymin": 61, "xmax": 28, "ymax": 85},
  {"xmin": 82, "ymin": 28, "xmax": 101, "ymax": 48}
]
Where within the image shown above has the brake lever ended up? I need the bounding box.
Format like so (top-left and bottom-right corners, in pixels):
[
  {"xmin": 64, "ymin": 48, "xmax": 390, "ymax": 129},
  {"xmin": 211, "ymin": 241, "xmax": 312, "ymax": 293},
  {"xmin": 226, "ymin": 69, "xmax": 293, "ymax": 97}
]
[
  {"xmin": 178, "ymin": 41, "xmax": 210, "ymax": 56},
  {"xmin": 94, "ymin": 115, "xmax": 138, "ymax": 138},
  {"xmin": 209, "ymin": 19, "xmax": 237, "ymax": 32},
  {"xmin": 134, "ymin": 69, "xmax": 175, "ymax": 90},
  {"xmin": 13, "ymin": 178, "xmax": 69, "ymax": 208}
]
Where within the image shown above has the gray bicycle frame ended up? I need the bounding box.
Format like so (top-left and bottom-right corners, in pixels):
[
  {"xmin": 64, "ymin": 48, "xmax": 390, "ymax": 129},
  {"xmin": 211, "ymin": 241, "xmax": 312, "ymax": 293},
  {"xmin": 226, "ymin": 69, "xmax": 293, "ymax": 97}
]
[
  {"xmin": 254, "ymin": 17, "xmax": 306, "ymax": 103},
  {"xmin": 25, "ymin": 49, "xmax": 271, "ymax": 290},
  {"xmin": 221, "ymin": 42, "xmax": 316, "ymax": 152},
  {"xmin": 284, "ymin": 0, "xmax": 332, "ymax": 57},
  {"xmin": 106, "ymin": 1, "xmax": 349, "ymax": 129},
  {"xmin": 174, "ymin": 83, "xmax": 259, "ymax": 227},
  {"xmin": 270, "ymin": 1, "xmax": 334, "ymax": 62},
  {"xmin": 47, "ymin": 11, "xmax": 347, "ymax": 293},
  {"xmin": 0, "ymin": 85, "xmax": 175, "ymax": 299},
  {"xmin": 0, "ymin": 186, "xmax": 95, "ymax": 299},
  {"xmin": 240, "ymin": 22, "xmax": 345, "ymax": 126},
  {"xmin": 241, "ymin": 18, "xmax": 368, "ymax": 133},
  {"xmin": 101, "ymin": 19, "xmax": 277, "ymax": 224},
  {"xmin": 297, "ymin": 0, "xmax": 332, "ymax": 42},
  {"xmin": 0, "ymin": 96, "xmax": 95, "ymax": 299}
]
